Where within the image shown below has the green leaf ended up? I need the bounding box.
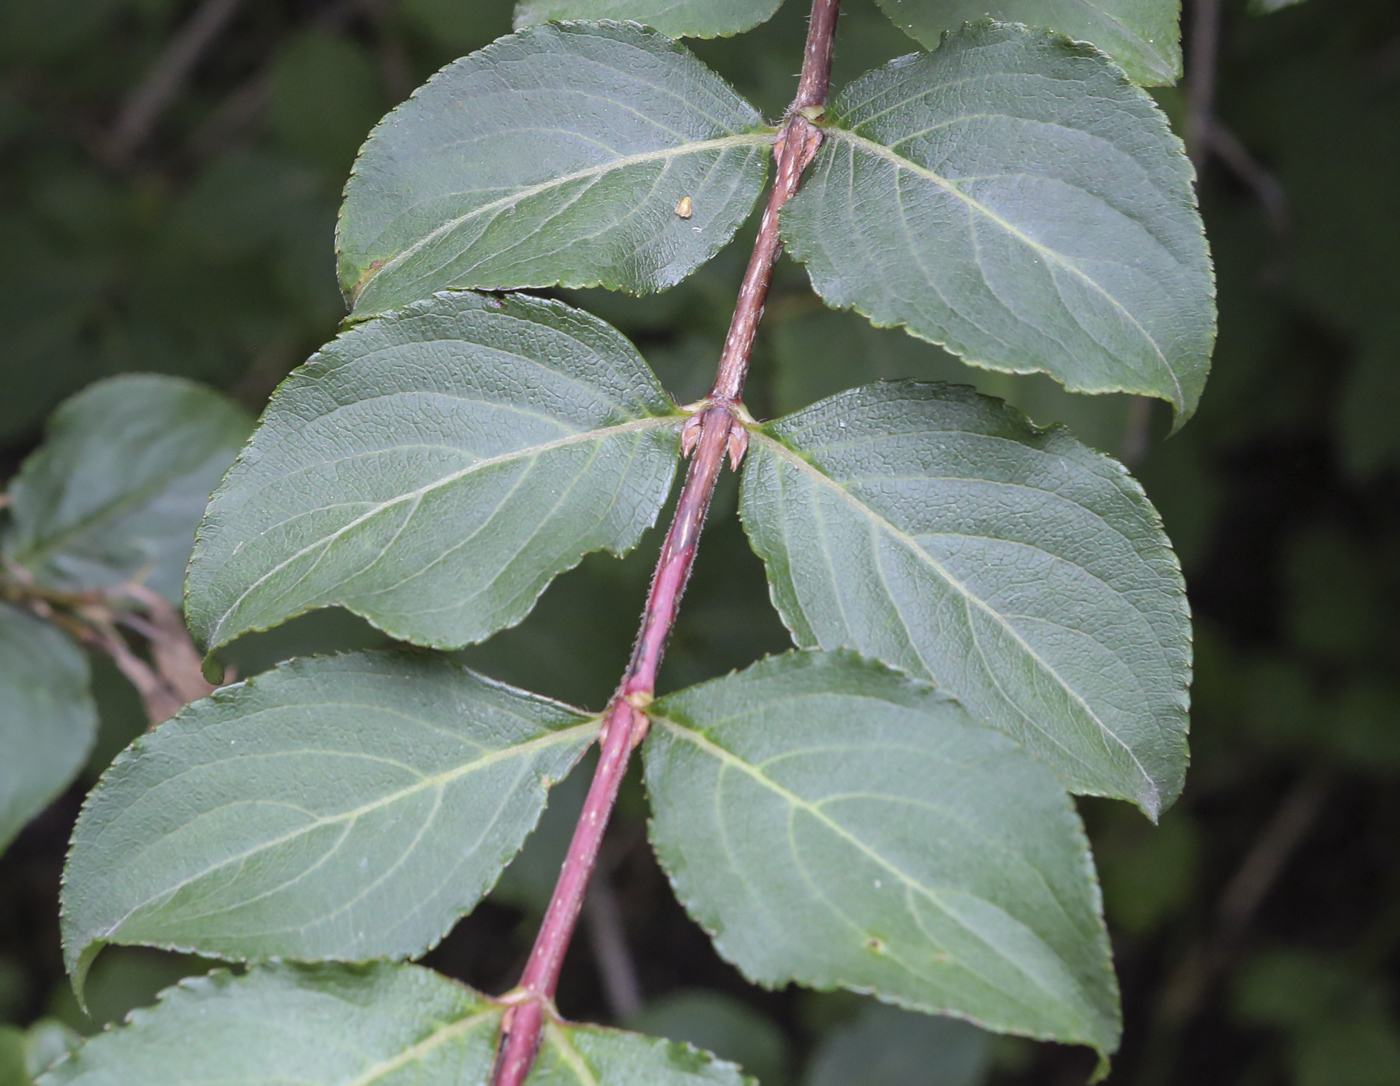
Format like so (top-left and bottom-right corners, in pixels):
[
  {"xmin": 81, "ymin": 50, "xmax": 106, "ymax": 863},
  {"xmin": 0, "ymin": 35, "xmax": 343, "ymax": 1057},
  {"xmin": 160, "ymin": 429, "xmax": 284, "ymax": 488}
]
[
  {"xmin": 185, "ymin": 291, "xmax": 682, "ymax": 652},
  {"xmin": 739, "ymin": 382, "xmax": 1189, "ymax": 816},
  {"xmin": 3, "ymin": 376, "xmax": 252, "ymax": 604},
  {"xmin": 61, "ymin": 651, "xmax": 596, "ymax": 994},
  {"xmin": 39, "ymin": 962, "xmax": 749, "ymax": 1086},
  {"xmin": 645, "ymin": 650, "xmax": 1121, "ymax": 1061},
  {"xmin": 338, "ymin": 22, "xmax": 771, "ymax": 317},
  {"xmin": 514, "ymin": 0, "xmax": 784, "ymax": 39},
  {"xmin": 0, "ymin": 603, "xmax": 97, "ymax": 854},
  {"xmin": 873, "ymin": 1, "xmax": 1182, "ymax": 86},
  {"xmin": 781, "ymin": 23, "xmax": 1214, "ymax": 424},
  {"xmin": 630, "ymin": 992, "xmax": 790, "ymax": 1086},
  {"xmin": 805, "ymin": 1001, "xmax": 991, "ymax": 1086}
]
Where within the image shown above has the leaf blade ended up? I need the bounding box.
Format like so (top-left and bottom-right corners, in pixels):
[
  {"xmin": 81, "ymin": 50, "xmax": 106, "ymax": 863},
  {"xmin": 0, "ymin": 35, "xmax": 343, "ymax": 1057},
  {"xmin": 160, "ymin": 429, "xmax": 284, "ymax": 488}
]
[
  {"xmin": 739, "ymin": 382, "xmax": 1190, "ymax": 815},
  {"xmin": 338, "ymin": 22, "xmax": 771, "ymax": 316},
  {"xmin": 514, "ymin": 0, "xmax": 785, "ymax": 39},
  {"xmin": 0, "ymin": 604, "xmax": 96, "ymax": 854},
  {"xmin": 874, "ymin": 0, "xmax": 1182, "ymax": 86},
  {"xmin": 645, "ymin": 650, "xmax": 1121, "ymax": 1060},
  {"xmin": 3, "ymin": 376, "xmax": 252, "ymax": 604},
  {"xmin": 185, "ymin": 291, "xmax": 681, "ymax": 652},
  {"xmin": 782, "ymin": 23, "xmax": 1214, "ymax": 423},
  {"xmin": 39, "ymin": 963, "xmax": 749, "ymax": 1086},
  {"xmin": 60, "ymin": 651, "xmax": 596, "ymax": 990}
]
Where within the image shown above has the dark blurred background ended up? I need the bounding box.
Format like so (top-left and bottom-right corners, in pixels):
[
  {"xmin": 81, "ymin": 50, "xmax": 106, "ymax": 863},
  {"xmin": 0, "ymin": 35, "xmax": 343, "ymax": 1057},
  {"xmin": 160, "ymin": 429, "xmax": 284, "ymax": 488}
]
[{"xmin": 1, "ymin": 1, "xmax": 1398, "ymax": 1083}]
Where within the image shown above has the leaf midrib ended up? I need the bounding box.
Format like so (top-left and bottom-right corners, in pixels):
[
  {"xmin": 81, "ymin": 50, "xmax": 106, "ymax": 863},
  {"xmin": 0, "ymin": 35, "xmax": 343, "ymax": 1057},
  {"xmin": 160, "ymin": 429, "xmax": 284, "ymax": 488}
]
[
  {"xmin": 652, "ymin": 712, "xmax": 1088, "ymax": 1020},
  {"xmin": 92, "ymin": 720, "xmax": 598, "ymax": 941},
  {"xmin": 821, "ymin": 127, "xmax": 1183, "ymax": 407},
  {"xmin": 351, "ymin": 132, "xmax": 775, "ymax": 304},
  {"xmin": 341, "ymin": 1006, "xmax": 498, "ymax": 1086},
  {"xmin": 210, "ymin": 414, "xmax": 679, "ymax": 643},
  {"xmin": 750, "ymin": 431, "xmax": 1153, "ymax": 800},
  {"xmin": 9, "ymin": 448, "xmax": 217, "ymax": 571}
]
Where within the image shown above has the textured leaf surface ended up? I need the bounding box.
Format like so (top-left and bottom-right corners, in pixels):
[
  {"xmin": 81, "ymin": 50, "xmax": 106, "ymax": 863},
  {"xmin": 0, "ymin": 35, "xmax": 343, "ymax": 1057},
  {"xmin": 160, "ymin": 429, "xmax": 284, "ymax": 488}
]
[
  {"xmin": 645, "ymin": 651, "xmax": 1120, "ymax": 1058},
  {"xmin": 874, "ymin": 1, "xmax": 1182, "ymax": 86},
  {"xmin": 339, "ymin": 22, "xmax": 770, "ymax": 317},
  {"xmin": 186, "ymin": 292, "xmax": 681, "ymax": 652},
  {"xmin": 514, "ymin": 0, "xmax": 784, "ymax": 39},
  {"xmin": 0, "ymin": 603, "xmax": 97, "ymax": 854},
  {"xmin": 739, "ymin": 382, "xmax": 1190, "ymax": 815},
  {"xmin": 61, "ymin": 652, "xmax": 595, "ymax": 992},
  {"xmin": 3, "ymin": 376, "xmax": 251, "ymax": 603},
  {"xmin": 40, "ymin": 963, "xmax": 748, "ymax": 1086},
  {"xmin": 782, "ymin": 24, "xmax": 1214, "ymax": 423}
]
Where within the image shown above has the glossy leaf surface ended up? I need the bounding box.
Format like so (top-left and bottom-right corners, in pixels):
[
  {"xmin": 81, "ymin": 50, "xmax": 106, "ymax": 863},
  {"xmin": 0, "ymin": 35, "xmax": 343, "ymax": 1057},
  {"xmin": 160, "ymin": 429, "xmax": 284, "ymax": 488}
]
[
  {"xmin": 186, "ymin": 292, "xmax": 681, "ymax": 652},
  {"xmin": 514, "ymin": 0, "xmax": 784, "ymax": 39},
  {"xmin": 0, "ymin": 604, "xmax": 96, "ymax": 854},
  {"xmin": 339, "ymin": 22, "xmax": 771, "ymax": 316},
  {"xmin": 40, "ymin": 963, "xmax": 748, "ymax": 1086},
  {"xmin": 740, "ymin": 382, "xmax": 1190, "ymax": 815},
  {"xmin": 874, "ymin": 1, "xmax": 1182, "ymax": 86},
  {"xmin": 782, "ymin": 24, "xmax": 1213, "ymax": 423},
  {"xmin": 645, "ymin": 651, "xmax": 1121, "ymax": 1059},
  {"xmin": 61, "ymin": 652, "xmax": 595, "ymax": 992},
  {"xmin": 3, "ymin": 376, "xmax": 251, "ymax": 603}
]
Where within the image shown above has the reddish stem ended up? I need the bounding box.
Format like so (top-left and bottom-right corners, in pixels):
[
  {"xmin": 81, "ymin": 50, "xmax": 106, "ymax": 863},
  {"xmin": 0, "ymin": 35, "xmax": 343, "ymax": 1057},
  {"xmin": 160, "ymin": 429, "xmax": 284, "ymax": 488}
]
[{"xmin": 489, "ymin": 3, "xmax": 840, "ymax": 1081}]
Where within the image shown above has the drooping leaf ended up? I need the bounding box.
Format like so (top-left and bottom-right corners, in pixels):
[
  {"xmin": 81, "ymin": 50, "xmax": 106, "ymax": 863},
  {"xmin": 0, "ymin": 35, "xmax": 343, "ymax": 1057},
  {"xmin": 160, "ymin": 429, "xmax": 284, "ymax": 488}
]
[
  {"xmin": 514, "ymin": 0, "xmax": 784, "ymax": 40},
  {"xmin": 740, "ymin": 382, "xmax": 1189, "ymax": 816},
  {"xmin": 185, "ymin": 291, "xmax": 682, "ymax": 653},
  {"xmin": 805, "ymin": 1001, "xmax": 991, "ymax": 1086},
  {"xmin": 0, "ymin": 603, "xmax": 97, "ymax": 854},
  {"xmin": 781, "ymin": 23, "xmax": 1214, "ymax": 424},
  {"xmin": 39, "ymin": 962, "xmax": 749, "ymax": 1086},
  {"xmin": 61, "ymin": 651, "xmax": 596, "ymax": 995},
  {"xmin": 873, "ymin": 1, "xmax": 1182, "ymax": 86},
  {"xmin": 338, "ymin": 21, "xmax": 771, "ymax": 317},
  {"xmin": 630, "ymin": 991, "xmax": 790, "ymax": 1086},
  {"xmin": 645, "ymin": 650, "xmax": 1120, "ymax": 1060},
  {"xmin": 2, "ymin": 376, "xmax": 252, "ymax": 604}
]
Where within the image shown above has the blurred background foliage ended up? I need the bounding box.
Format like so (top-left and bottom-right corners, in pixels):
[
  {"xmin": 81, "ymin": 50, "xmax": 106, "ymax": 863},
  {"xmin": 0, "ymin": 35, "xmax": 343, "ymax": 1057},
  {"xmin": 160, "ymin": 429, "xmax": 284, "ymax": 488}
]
[{"xmin": 2, "ymin": 0, "xmax": 1399, "ymax": 1083}]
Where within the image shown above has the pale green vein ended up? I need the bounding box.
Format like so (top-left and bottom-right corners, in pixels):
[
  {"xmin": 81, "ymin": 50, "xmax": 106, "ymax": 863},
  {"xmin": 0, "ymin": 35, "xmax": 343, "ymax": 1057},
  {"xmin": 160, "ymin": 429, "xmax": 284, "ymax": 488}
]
[
  {"xmin": 545, "ymin": 1022, "xmax": 602, "ymax": 1086},
  {"xmin": 824, "ymin": 127, "xmax": 1182, "ymax": 405},
  {"xmin": 214, "ymin": 414, "xmax": 679, "ymax": 642},
  {"xmin": 355, "ymin": 132, "xmax": 775, "ymax": 303},
  {"xmin": 653, "ymin": 713, "xmax": 1071, "ymax": 1005},
  {"xmin": 97, "ymin": 721, "xmax": 599, "ymax": 938},
  {"xmin": 752, "ymin": 432, "xmax": 1152, "ymax": 796},
  {"xmin": 341, "ymin": 1008, "xmax": 498, "ymax": 1086}
]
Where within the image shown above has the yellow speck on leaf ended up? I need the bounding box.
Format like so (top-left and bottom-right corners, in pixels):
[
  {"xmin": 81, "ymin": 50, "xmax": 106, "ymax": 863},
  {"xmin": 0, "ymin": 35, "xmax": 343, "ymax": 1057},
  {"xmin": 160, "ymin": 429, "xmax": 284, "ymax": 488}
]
[{"xmin": 674, "ymin": 196, "xmax": 693, "ymax": 219}]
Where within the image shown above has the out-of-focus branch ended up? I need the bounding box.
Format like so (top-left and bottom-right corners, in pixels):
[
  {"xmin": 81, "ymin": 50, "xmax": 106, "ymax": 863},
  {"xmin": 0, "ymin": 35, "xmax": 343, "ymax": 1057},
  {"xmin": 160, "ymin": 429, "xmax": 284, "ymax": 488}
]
[
  {"xmin": 1185, "ymin": 0, "xmax": 1222, "ymax": 170},
  {"xmin": 1160, "ymin": 771, "xmax": 1331, "ymax": 1022},
  {"xmin": 1209, "ymin": 123, "xmax": 1290, "ymax": 238},
  {"xmin": 583, "ymin": 868, "xmax": 642, "ymax": 1022},
  {"xmin": 104, "ymin": 0, "xmax": 247, "ymax": 164}
]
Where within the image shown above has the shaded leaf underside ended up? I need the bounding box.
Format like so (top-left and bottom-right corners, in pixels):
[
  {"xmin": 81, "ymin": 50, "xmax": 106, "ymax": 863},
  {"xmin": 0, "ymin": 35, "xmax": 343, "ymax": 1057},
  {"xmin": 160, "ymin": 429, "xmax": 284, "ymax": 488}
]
[
  {"xmin": 0, "ymin": 603, "xmax": 96, "ymax": 854},
  {"xmin": 3, "ymin": 375, "xmax": 251, "ymax": 604}
]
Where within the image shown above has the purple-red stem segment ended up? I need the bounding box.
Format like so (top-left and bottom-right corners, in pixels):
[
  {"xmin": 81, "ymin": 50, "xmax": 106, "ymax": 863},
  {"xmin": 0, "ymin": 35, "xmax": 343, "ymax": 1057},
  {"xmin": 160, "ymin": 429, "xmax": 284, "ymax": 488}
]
[{"xmin": 489, "ymin": 3, "xmax": 840, "ymax": 1082}]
